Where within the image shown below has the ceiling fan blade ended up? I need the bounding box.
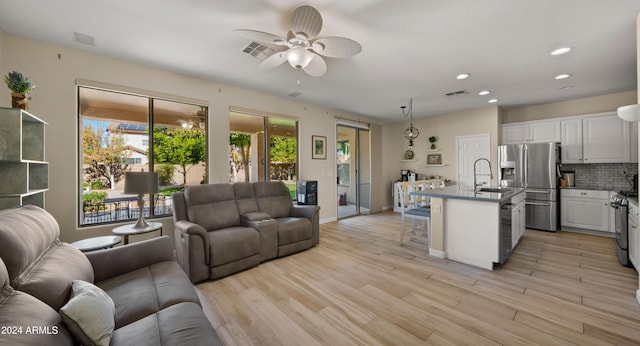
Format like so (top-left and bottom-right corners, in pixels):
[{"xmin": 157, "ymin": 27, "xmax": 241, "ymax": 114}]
[
  {"xmin": 303, "ymin": 53, "xmax": 327, "ymax": 77},
  {"xmin": 312, "ymin": 37, "xmax": 362, "ymax": 58},
  {"xmin": 290, "ymin": 5, "xmax": 323, "ymax": 40},
  {"xmin": 233, "ymin": 29, "xmax": 287, "ymax": 45},
  {"xmin": 258, "ymin": 52, "xmax": 287, "ymax": 70}
]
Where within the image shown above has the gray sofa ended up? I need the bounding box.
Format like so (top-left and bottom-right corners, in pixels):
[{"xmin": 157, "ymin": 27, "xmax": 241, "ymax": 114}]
[
  {"xmin": 172, "ymin": 181, "xmax": 320, "ymax": 283},
  {"xmin": 0, "ymin": 205, "xmax": 221, "ymax": 346}
]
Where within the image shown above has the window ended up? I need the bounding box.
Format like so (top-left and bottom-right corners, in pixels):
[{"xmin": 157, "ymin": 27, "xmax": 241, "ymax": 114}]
[
  {"xmin": 78, "ymin": 86, "xmax": 207, "ymax": 226},
  {"xmin": 229, "ymin": 111, "xmax": 298, "ymax": 199}
]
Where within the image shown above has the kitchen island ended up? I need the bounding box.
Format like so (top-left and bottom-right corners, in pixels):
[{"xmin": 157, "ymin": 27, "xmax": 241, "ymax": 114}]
[{"xmin": 411, "ymin": 185, "xmax": 524, "ymax": 270}]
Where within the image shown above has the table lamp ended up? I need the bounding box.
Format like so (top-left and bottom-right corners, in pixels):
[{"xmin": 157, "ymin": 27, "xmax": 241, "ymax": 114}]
[{"xmin": 124, "ymin": 171, "xmax": 159, "ymax": 229}]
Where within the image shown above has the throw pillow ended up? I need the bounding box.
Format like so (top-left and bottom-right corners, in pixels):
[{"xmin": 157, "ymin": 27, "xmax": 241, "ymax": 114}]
[{"xmin": 59, "ymin": 280, "xmax": 115, "ymax": 346}]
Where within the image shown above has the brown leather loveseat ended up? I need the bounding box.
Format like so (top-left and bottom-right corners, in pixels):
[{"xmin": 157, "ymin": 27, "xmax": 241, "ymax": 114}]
[
  {"xmin": 0, "ymin": 205, "xmax": 221, "ymax": 345},
  {"xmin": 172, "ymin": 181, "xmax": 320, "ymax": 283}
]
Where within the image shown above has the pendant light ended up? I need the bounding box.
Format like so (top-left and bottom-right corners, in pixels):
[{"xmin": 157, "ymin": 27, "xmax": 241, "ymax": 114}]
[{"xmin": 402, "ymin": 98, "xmax": 419, "ymax": 146}]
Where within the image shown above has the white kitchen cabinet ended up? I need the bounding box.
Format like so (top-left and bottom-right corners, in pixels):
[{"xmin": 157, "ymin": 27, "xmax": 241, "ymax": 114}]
[
  {"xmin": 561, "ymin": 189, "xmax": 610, "ymax": 232},
  {"xmin": 631, "ymin": 122, "xmax": 638, "ymax": 163},
  {"xmin": 512, "ymin": 193, "xmax": 526, "ymax": 249},
  {"xmin": 556, "ymin": 112, "xmax": 634, "ymax": 164},
  {"xmin": 582, "ymin": 113, "xmax": 630, "ymax": 163},
  {"xmin": 501, "ymin": 120, "xmax": 560, "ymax": 144},
  {"xmin": 561, "ymin": 118, "xmax": 583, "ymax": 164},
  {"xmin": 529, "ymin": 120, "xmax": 561, "ymax": 143},
  {"xmin": 502, "ymin": 123, "xmax": 529, "ymax": 144},
  {"xmin": 629, "ymin": 200, "xmax": 639, "ymax": 270}
]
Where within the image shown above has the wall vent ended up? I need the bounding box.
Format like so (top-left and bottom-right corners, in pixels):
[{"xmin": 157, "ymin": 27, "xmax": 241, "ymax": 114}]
[
  {"xmin": 288, "ymin": 91, "xmax": 302, "ymax": 98},
  {"xmin": 242, "ymin": 41, "xmax": 276, "ymax": 61},
  {"xmin": 73, "ymin": 32, "xmax": 95, "ymax": 46},
  {"xmin": 445, "ymin": 90, "xmax": 469, "ymax": 97}
]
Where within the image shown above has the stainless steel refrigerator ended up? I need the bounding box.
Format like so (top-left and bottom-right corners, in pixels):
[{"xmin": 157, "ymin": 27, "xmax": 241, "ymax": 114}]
[{"xmin": 498, "ymin": 142, "xmax": 561, "ymax": 231}]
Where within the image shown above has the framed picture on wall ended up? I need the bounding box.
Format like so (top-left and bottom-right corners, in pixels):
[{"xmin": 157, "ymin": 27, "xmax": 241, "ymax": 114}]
[
  {"xmin": 312, "ymin": 135, "xmax": 327, "ymax": 159},
  {"xmin": 427, "ymin": 153, "xmax": 442, "ymax": 165}
]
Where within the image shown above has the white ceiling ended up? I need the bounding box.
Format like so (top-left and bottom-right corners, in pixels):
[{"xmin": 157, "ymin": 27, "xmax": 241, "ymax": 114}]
[{"xmin": 1, "ymin": 0, "xmax": 639, "ymax": 123}]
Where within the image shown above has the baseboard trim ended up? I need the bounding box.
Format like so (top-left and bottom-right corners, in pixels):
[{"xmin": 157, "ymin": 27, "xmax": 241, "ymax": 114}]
[
  {"xmin": 382, "ymin": 205, "xmax": 393, "ymax": 211},
  {"xmin": 429, "ymin": 248, "xmax": 447, "ymax": 258},
  {"xmin": 636, "ymin": 289, "xmax": 640, "ymax": 305},
  {"xmin": 320, "ymin": 217, "xmax": 337, "ymax": 224}
]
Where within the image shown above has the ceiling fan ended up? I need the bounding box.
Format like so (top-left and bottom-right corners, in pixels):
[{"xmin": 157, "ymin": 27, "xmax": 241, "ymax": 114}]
[{"xmin": 234, "ymin": 5, "xmax": 361, "ymax": 77}]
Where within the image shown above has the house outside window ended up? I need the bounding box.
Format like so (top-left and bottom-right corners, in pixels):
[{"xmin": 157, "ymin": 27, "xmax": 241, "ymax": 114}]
[{"xmin": 78, "ymin": 85, "xmax": 207, "ymax": 226}]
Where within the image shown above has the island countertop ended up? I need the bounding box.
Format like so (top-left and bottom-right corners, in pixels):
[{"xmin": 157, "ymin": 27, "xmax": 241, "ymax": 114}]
[{"xmin": 410, "ymin": 185, "xmax": 524, "ymax": 202}]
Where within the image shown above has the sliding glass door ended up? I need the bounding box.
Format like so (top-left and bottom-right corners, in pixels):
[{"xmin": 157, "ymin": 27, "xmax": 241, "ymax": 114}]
[{"xmin": 337, "ymin": 124, "xmax": 370, "ymax": 218}]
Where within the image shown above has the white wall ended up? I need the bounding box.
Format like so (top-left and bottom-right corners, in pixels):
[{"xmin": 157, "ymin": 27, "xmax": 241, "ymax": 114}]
[{"xmin": 0, "ymin": 32, "xmax": 385, "ymax": 241}]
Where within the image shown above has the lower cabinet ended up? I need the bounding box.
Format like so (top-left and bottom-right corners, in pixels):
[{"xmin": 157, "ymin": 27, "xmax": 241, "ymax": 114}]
[
  {"xmin": 629, "ymin": 201, "xmax": 639, "ymax": 270},
  {"xmin": 560, "ymin": 189, "xmax": 610, "ymax": 232},
  {"xmin": 512, "ymin": 193, "xmax": 526, "ymax": 249}
]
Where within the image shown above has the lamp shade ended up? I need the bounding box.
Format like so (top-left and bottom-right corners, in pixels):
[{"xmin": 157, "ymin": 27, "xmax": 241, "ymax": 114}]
[
  {"xmin": 617, "ymin": 104, "xmax": 640, "ymax": 122},
  {"xmin": 124, "ymin": 172, "xmax": 159, "ymax": 195}
]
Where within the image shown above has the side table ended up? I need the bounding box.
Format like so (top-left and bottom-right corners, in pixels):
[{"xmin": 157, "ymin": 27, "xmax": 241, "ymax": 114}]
[
  {"xmin": 112, "ymin": 221, "xmax": 163, "ymax": 245},
  {"xmin": 71, "ymin": 235, "xmax": 122, "ymax": 252}
]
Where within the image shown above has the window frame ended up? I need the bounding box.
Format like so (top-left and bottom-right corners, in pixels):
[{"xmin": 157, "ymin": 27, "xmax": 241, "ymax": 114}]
[{"xmin": 77, "ymin": 82, "xmax": 208, "ymax": 227}]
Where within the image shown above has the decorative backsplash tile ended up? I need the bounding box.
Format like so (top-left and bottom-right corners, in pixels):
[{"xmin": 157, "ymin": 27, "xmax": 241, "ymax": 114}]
[{"xmin": 562, "ymin": 163, "xmax": 638, "ymax": 191}]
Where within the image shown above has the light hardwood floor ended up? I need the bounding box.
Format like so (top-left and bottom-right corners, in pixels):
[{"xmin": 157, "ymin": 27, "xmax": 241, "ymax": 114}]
[{"xmin": 196, "ymin": 211, "xmax": 640, "ymax": 345}]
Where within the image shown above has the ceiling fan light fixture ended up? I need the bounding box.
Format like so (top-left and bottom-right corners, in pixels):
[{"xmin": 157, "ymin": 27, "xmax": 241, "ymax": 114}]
[{"xmin": 286, "ymin": 46, "xmax": 314, "ymax": 69}]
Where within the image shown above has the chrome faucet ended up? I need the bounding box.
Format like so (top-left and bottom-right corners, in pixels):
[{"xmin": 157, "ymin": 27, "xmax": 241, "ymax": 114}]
[{"xmin": 473, "ymin": 158, "xmax": 493, "ymax": 190}]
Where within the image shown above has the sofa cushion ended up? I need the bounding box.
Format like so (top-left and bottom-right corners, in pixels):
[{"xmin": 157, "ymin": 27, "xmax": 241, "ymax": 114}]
[
  {"xmin": 60, "ymin": 280, "xmax": 115, "ymax": 346},
  {"xmin": 184, "ymin": 184, "xmax": 240, "ymax": 231},
  {"xmin": 276, "ymin": 217, "xmax": 312, "ymax": 245},
  {"xmin": 0, "ymin": 205, "xmax": 93, "ymax": 310},
  {"xmin": 234, "ymin": 182, "xmax": 259, "ymax": 215},
  {"xmin": 0, "ymin": 259, "xmax": 74, "ymax": 346},
  {"xmin": 110, "ymin": 302, "xmax": 222, "ymax": 346},
  {"xmin": 96, "ymin": 261, "xmax": 200, "ymax": 329},
  {"xmin": 253, "ymin": 181, "xmax": 293, "ymax": 218},
  {"xmin": 208, "ymin": 226, "xmax": 259, "ymax": 266}
]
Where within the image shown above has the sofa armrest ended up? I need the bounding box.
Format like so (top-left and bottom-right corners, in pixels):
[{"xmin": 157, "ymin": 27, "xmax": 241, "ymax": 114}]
[
  {"xmin": 290, "ymin": 205, "xmax": 320, "ymax": 220},
  {"xmin": 175, "ymin": 220, "xmax": 210, "ymax": 264},
  {"xmin": 291, "ymin": 205, "xmax": 321, "ymax": 246},
  {"xmin": 86, "ymin": 236, "xmax": 174, "ymax": 283}
]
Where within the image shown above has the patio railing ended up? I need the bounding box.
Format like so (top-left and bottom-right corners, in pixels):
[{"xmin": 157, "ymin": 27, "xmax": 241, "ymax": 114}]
[{"xmin": 81, "ymin": 195, "xmax": 172, "ymax": 225}]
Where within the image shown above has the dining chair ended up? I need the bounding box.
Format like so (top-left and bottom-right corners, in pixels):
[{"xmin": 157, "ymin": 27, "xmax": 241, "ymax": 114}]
[{"xmin": 397, "ymin": 181, "xmax": 430, "ymax": 246}]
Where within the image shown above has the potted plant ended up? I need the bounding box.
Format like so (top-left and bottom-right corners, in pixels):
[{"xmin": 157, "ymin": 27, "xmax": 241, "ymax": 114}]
[
  {"xmin": 4, "ymin": 71, "xmax": 35, "ymax": 110},
  {"xmin": 429, "ymin": 136, "xmax": 437, "ymax": 149}
]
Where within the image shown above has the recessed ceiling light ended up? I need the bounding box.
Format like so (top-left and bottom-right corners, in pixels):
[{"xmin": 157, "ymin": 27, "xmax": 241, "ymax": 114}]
[
  {"xmin": 559, "ymin": 85, "xmax": 574, "ymax": 90},
  {"xmin": 555, "ymin": 74, "xmax": 571, "ymax": 80},
  {"xmin": 478, "ymin": 90, "xmax": 491, "ymax": 96},
  {"xmin": 551, "ymin": 47, "xmax": 571, "ymax": 56},
  {"xmin": 456, "ymin": 73, "xmax": 470, "ymax": 80},
  {"xmin": 488, "ymin": 99, "xmax": 498, "ymax": 103}
]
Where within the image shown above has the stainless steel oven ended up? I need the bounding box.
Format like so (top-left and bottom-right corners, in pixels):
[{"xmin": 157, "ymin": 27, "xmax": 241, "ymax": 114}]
[{"xmin": 612, "ymin": 191, "xmax": 634, "ymax": 267}]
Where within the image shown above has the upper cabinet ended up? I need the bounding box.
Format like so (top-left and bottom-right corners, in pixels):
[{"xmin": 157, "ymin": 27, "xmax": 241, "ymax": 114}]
[
  {"xmin": 501, "ymin": 119, "xmax": 561, "ymax": 144},
  {"xmin": 561, "ymin": 118, "xmax": 583, "ymax": 164},
  {"xmin": 582, "ymin": 113, "xmax": 630, "ymax": 163},
  {"xmin": 503, "ymin": 112, "xmax": 634, "ymax": 164},
  {"xmin": 561, "ymin": 112, "xmax": 630, "ymax": 164}
]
